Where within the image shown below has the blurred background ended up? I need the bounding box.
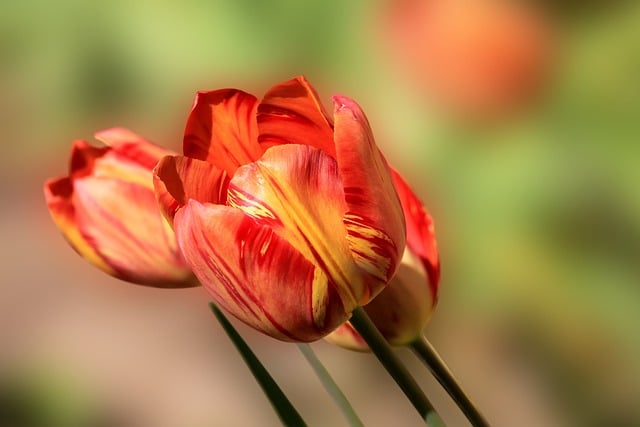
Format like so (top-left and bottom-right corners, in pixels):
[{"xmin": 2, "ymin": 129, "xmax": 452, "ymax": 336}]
[{"xmin": 1, "ymin": 0, "xmax": 639, "ymax": 425}]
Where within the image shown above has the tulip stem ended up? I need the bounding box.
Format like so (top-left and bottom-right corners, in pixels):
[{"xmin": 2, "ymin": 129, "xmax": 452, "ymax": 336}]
[
  {"xmin": 410, "ymin": 336, "xmax": 490, "ymax": 427},
  {"xmin": 209, "ymin": 303, "xmax": 308, "ymax": 427},
  {"xmin": 297, "ymin": 344, "xmax": 364, "ymax": 427},
  {"xmin": 350, "ymin": 307, "xmax": 444, "ymax": 425}
]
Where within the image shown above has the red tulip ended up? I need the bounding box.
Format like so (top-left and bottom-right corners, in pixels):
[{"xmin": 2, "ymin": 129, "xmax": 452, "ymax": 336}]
[
  {"xmin": 44, "ymin": 128, "xmax": 195, "ymax": 287},
  {"xmin": 153, "ymin": 77, "xmax": 406, "ymax": 342},
  {"xmin": 326, "ymin": 170, "xmax": 440, "ymax": 350}
]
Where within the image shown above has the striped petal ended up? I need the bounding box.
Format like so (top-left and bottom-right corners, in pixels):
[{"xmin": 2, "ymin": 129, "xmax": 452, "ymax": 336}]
[
  {"xmin": 391, "ymin": 169, "xmax": 440, "ymax": 300},
  {"xmin": 183, "ymin": 89, "xmax": 262, "ymax": 174},
  {"xmin": 153, "ymin": 155, "xmax": 229, "ymax": 223},
  {"xmin": 332, "ymin": 95, "xmax": 406, "ymax": 301},
  {"xmin": 326, "ymin": 247, "xmax": 434, "ymax": 350},
  {"xmin": 175, "ymin": 201, "xmax": 350, "ymax": 342},
  {"xmin": 257, "ymin": 76, "xmax": 335, "ymax": 156},
  {"xmin": 73, "ymin": 177, "xmax": 194, "ymax": 287},
  {"xmin": 326, "ymin": 169, "xmax": 440, "ymax": 350},
  {"xmin": 227, "ymin": 144, "xmax": 363, "ymax": 311}
]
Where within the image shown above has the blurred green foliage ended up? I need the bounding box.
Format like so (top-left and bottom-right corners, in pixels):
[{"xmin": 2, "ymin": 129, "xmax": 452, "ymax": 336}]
[{"xmin": 0, "ymin": 369, "xmax": 115, "ymax": 427}]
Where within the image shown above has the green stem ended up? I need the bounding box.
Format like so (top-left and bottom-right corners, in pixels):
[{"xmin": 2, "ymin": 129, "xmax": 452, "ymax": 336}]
[
  {"xmin": 349, "ymin": 307, "xmax": 444, "ymax": 425},
  {"xmin": 297, "ymin": 344, "xmax": 364, "ymax": 427},
  {"xmin": 410, "ymin": 336, "xmax": 490, "ymax": 427},
  {"xmin": 209, "ymin": 303, "xmax": 307, "ymax": 427}
]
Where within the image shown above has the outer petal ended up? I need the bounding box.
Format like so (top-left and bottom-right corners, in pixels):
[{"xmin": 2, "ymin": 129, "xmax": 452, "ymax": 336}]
[
  {"xmin": 183, "ymin": 89, "xmax": 263, "ymax": 174},
  {"xmin": 332, "ymin": 95, "xmax": 406, "ymax": 302},
  {"xmin": 257, "ymin": 76, "xmax": 335, "ymax": 156},
  {"xmin": 227, "ymin": 144, "xmax": 363, "ymax": 311},
  {"xmin": 175, "ymin": 201, "xmax": 349, "ymax": 342},
  {"xmin": 153, "ymin": 155, "xmax": 229, "ymax": 223},
  {"xmin": 325, "ymin": 248, "xmax": 434, "ymax": 350},
  {"xmin": 72, "ymin": 177, "xmax": 194, "ymax": 287},
  {"xmin": 94, "ymin": 127, "xmax": 174, "ymax": 170},
  {"xmin": 326, "ymin": 169, "xmax": 440, "ymax": 350},
  {"xmin": 44, "ymin": 176, "xmax": 112, "ymax": 274},
  {"xmin": 391, "ymin": 169, "xmax": 440, "ymax": 300}
]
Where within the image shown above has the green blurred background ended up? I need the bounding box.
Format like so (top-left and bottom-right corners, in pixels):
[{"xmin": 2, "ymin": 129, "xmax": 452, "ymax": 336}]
[{"xmin": 1, "ymin": 0, "xmax": 639, "ymax": 426}]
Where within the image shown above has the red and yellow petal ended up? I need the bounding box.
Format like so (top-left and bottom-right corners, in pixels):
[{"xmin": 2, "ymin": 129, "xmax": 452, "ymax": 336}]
[
  {"xmin": 257, "ymin": 76, "xmax": 335, "ymax": 156},
  {"xmin": 73, "ymin": 177, "xmax": 194, "ymax": 287},
  {"xmin": 326, "ymin": 246, "xmax": 436, "ymax": 350},
  {"xmin": 227, "ymin": 144, "xmax": 363, "ymax": 311},
  {"xmin": 44, "ymin": 176, "xmax": 113, "ymax": 275},
  {"xmin": 153, "ymin": 155, "xmax": 229, "ymax": 223},
  {"xmin": 175, "ymin": 201, "xmax": 350, "ymax": 342},
  {"xmin": 332, "ymin": 96, "xmax": 406, "ymax": 301},
  {"xmin": 325, "ymin": 248, "xmax": 433, "ymax": 350},
  {"xmin": 183, "ymin": 89, "xmax": 263, "ymax": 174},
  {"xmin": 391, "ymin": 169, "xmax": 440, "ymax": 301}
]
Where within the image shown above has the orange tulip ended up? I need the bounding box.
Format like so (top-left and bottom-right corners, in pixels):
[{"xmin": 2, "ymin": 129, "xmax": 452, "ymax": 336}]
[
  {"xmin": 154, "ymin": 77, "xmax": 406, "ymax": 342},
  {"xmin": 326, "ymin": 170, "xmax": 440, "ymax": 350},
  {"xmin": 44, "ymin": 128, "xmax": 195, "ymax": 287}
]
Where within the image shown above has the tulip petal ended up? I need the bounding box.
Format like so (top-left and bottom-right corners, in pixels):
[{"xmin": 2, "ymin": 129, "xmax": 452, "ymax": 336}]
[
  {"xmin": 73, "ymin": 177, "xmax": 193, "ymax": 287},
  {"xmin": 257, "ymin": 76, "xmax": 335, "ymax": 156},
  {"xmin": 227, "ymin": 144, "xmax": 364, "ymax": 310},
  {"xmin": 153, "ymin": 155, "xmax": 229, "ymax": 222},
  {"xmin": 68, "ymin": 135, "xmax": 163, "ymax": 190},
  {"xmin": 175, "ymin": 201, "xmax": 350, "ymax": 342},
  {"xmin": 323, "ymin": 321, "xmax": 368, "ymax": 352},
  {"xmin": 183, "ymin": 89, "xmax": 262, "ymax": 174},
  {"xmin": 391, "ymin": 169, "xmax": 440, "ymax": 300},
  {"xmin": 332, "ymin": 96, "xmax": 406, "ymax": 299},
  {"xmin": 94, "ymin": 127, "xmax": 172, "ymax": 170},
  {"xmin": 44, "ymin": 176, "xmax": 113, "ymax": 275},
  {"xmin": 326, "ymin": 246, "xmax": 436, "ymax": 350}
]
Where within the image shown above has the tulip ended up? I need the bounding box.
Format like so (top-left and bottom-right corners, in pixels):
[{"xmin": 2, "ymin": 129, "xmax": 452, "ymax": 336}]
[
  {"xmin": 325, "ymin": 170, "xmax": 440, "ymax": 350},
  {"xmin": 153, "ymin": 76, "xmax": 406, "ymax": 342},
  {"xmin": 44, "ymin": 128, "xmax": 195, "ymax": 287}
]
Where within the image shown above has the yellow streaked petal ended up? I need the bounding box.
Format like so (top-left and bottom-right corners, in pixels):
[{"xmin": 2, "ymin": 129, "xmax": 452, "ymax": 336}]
[
  {"xmin": 174, "ymin": 201, "xmax": 349, "ymax": 341},
  {"xmin": 332, "ymin": 95, "xmax": 406, "ymax": 301},
  {"xmin": 227, "ymin": 144, "xmax": 363, "ymax": 311}
]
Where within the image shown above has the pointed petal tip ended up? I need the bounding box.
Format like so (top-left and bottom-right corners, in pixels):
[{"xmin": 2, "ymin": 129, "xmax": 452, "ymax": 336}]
[{"xmin": 44, "ymin": 177, "xmax": 71, "ymax": 200}]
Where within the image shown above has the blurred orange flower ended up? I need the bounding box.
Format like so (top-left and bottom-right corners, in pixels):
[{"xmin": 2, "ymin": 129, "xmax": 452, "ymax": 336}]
[{"xmin": 382, "ymin": 0, "xmax": 554, "ymax": 119}]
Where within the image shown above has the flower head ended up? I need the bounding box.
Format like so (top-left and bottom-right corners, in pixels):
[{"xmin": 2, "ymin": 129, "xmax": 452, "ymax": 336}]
[
  {"xmin": 326, "ymin": 170, "xmax": 440, "ymax": 350},
  {"xmin": 154, "ymin": 76, "xmax": 406, "ymax": 341},
  {"xmin": 44, "ymin": 128, "xmax": 195, "ymax": 287}
]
